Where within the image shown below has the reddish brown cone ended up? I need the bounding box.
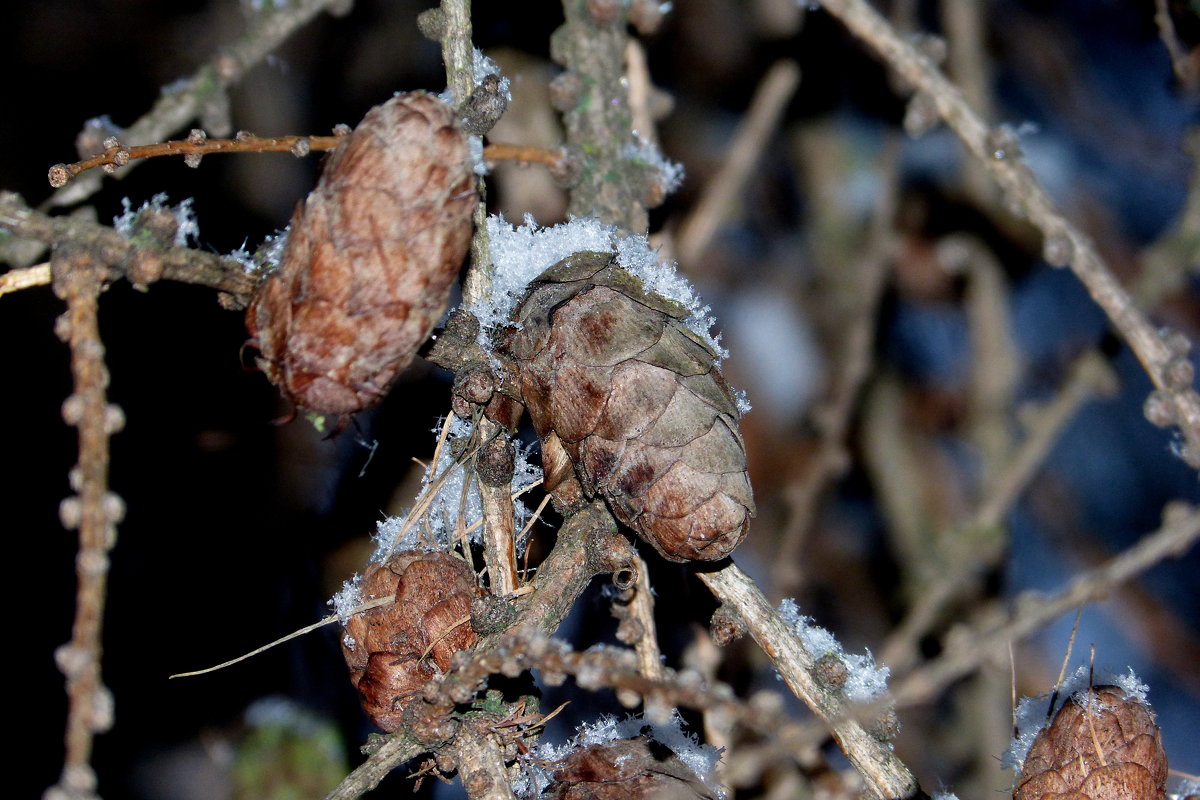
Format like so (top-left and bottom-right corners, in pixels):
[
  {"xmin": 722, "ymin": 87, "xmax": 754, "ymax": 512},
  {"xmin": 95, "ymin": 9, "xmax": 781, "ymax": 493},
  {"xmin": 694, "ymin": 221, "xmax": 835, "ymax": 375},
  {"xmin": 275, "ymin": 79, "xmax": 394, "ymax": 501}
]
[
  {"xmin": 341, "ymin": 551, "xmax": 478, "ymax": 732},
  {"xmin": 503, "ymin": 251, "xmax": 754, "ymax": 561},
  {"xmin": 247, "ymin": 92, "xmax": 476, "ymax": 416},
  {"xmin": 1015, "ymin": 686, "xmax": 1168, "ymax": 800},
  {"xmin": 546, "ymin": 737, "xmax": 719, "ymax": 800}
]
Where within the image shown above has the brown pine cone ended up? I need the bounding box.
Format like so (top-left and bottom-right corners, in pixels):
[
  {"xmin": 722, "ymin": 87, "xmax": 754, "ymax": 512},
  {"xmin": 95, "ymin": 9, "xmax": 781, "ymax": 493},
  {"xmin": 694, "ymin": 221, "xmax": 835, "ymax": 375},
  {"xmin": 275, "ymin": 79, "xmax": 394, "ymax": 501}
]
[
  {"xmin": 1014, "ymin": 685, "xmax": 1167, "ymax": 800},
  {"xmin": 247, "ymin": 92, "xmax": 476, "ymax": 416},
  {"xmin": 545, "ymin": 737, "xmax": 719, "ymax": 800},
  {"xmin": 503, "ymin": 251, "xmax": 754, "ymax": 562},
  {"xmin": 341, "ymin": 551, "xmax": 478, "ymax": 732}
]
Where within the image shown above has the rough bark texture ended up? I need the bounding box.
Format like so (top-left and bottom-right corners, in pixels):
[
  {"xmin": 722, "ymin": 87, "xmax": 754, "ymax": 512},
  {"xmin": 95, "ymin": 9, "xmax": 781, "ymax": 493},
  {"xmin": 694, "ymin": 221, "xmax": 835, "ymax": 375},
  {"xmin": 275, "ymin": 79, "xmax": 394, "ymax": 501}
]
[
  {"xmin": 1015, "ymin": 686, "xmax": 1168, "ymax": 800},
  {"xmin": 545, "ymin": 737, "xmax": 718, "ymax": 800},
  {"xmin": 503, "ymin": 251, "xmax": 754, "ymax": 562},
  {"xmin": 246, "ymin": 92, "xmax": 476, "ymax": 416},
  {"xmin": 341, "ymin": 551, "xmax": 479, "ymax": 733}
]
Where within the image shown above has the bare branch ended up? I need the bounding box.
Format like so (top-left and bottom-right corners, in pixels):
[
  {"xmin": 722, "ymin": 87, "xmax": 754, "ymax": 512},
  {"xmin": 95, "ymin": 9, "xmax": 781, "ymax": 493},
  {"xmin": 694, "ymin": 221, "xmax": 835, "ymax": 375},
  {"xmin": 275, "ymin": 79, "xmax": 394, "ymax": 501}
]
[
  {"xmin": 698, "ymin": 562, "xmax": 922, "ymax": 800},
  {"xmin": 818, "ymin": 0, "xmax": 1200, "ymax": 468},
  {"xmin": 50, "ymin": 0, "xmax": 353, "ymax": 207}
]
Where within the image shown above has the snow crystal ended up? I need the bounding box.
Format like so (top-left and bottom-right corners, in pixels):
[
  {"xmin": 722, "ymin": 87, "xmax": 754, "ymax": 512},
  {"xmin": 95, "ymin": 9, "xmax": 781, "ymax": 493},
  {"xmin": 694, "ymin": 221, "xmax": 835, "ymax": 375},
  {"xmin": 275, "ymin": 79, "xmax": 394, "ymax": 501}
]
[
  {"xmin": 1002, "ymin": 664, "xmax": 1153, "ymax": 771},
  {"xmin": 623, "ymin": 132, "xmax": 685, "ymax": 196},
  {"xmin": 114, "ymin": 193, "xmax": 199, "ymax": 247},
  {"xmin": 530, "ymin": 712, "xmax": 725, "ymax": 799},
  {"xmin": 329, "ymin": 573, "xmax": 362, "ymax": 624},
  {"xmin": 777, "ymin": 598, "xmax": 890, "ymax": 703},
  {"xmin": 931, "ymin": 793, "xmax": 960, "ymax": 800},
  {"xmin": 468, "ymin": 135, "xmax": 488, "ymax": 175},
  {"xmin": 369, "ymin": 415, "xmax": 543, "ymax": 560},
  {"xmin": 472, "ymin": 215, "xmax": 727, "ymax": 358},
  {"xmin": 473, "ymin": 48, "xmax": 512, "ymax": 102}
]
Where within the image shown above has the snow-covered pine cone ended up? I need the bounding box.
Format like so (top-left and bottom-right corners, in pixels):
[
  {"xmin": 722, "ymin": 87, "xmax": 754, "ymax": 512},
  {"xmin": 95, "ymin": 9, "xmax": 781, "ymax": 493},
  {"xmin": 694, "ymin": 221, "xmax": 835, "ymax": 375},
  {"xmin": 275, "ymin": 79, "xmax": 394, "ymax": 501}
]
[
  {"xmin": 503, "ymin": 251, "xmax": 754, "ymax": 562},
  {"xmin": 340, "ymin": 551, "xmax": 478, "ymax": 732},
  {"xmin": 1015, "ymin": 685, "xmax": 1167, "ymax": 800},
  {"xmin": 247, "ymin": 92, "xmax": 476, "ymax": 416}
]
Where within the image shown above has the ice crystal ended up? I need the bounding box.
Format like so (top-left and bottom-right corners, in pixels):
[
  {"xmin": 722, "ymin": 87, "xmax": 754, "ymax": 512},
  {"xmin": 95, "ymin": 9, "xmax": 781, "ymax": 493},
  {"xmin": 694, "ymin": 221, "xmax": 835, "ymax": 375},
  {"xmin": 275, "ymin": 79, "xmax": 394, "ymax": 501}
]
[
  {"xmin": 114, "ymin": 193, "xmax": 199, "ymax": 247},
  {"xmin": 474, "ymin": 215, "xmax": 727, "ymax": 358},
  {"xmin": 777, "ymin": 598, "xmax": 890, "ymax": 703},
  {"xmin": 623, "ymin": 132, "xmax": 685, "ymax": 195},
  {"xmin": 329, "ymin": 573, "xmax": 363, "ymax": 625},
  {"xmin": 369, "ymin": 415, "xmax": 542, "ymax": 560},
  {"xmin": 1002, "ymin": 664, "xmax": 1153, "ymax": 771}
]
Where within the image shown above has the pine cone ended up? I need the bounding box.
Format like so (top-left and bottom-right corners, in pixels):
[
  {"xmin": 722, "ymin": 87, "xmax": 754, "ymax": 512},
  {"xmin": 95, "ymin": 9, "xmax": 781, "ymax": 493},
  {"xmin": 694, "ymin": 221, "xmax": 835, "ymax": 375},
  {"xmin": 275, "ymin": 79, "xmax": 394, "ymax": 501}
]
[
  {"xmin": 1015, "ymin": 685, "xmax": 1167, "ymax": 800},
  {"xmin": 247, "ymin": 92, "xmax": 476, "ymax": 416},
  {"xmin": 545, "ymin": 737, "xmax": 719, "ymax": 800},
  {"xmin": 341, "ymin": 551, "xmax": 478, "ymax": 732},
  {"xmin": 503, "ymin": 251, "xmax": 754, "ymax": 561}
]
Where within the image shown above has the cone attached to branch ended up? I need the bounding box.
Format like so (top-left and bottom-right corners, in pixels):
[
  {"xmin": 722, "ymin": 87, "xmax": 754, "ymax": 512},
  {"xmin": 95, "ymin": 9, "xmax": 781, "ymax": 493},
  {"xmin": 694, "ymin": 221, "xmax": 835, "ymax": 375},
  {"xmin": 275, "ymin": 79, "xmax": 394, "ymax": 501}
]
[
  {"xmin": 502, "ymin": 251, "xmax": 754, "ymax": 561},
  {"xmin": 545, "ymin": 737, "xmax": 719, "ymax": 800},
  {"xmin": 340, "ymin": 551, "xmax": 478, "ymax": 732},
  {"xmin": 1015, "ymin": 685, "xmax": 1168, "ymax": 800},
  {"xmin": 247, "ymin": 92, "xmax": 476, "ymax": 416}
]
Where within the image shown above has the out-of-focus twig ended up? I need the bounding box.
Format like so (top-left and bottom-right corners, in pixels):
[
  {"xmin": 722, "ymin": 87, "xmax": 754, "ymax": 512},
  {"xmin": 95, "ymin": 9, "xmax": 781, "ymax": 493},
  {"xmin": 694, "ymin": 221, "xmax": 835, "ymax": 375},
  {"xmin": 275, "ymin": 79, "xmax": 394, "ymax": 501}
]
[
  {"xmin": 891, "ymin": 502, "xmax": 1200, "ymax": 707},
  {"xmin": 0, "ymin": 262, "xmax": 50, "ymax": 296},
  {"xmin": 772, "ymin": 134, "xmax": 900, "ymax": 597},
  {"xmin": 880, "ymin": 351, "xmax": 1114, "ymax": 672},
  {"xmin": 45, "ymin": 245, "xmax": 122, "ymax": 800},
  {"xmin": 1154, "ymin": 0, "xmax": 1200, "ymax": 92},
  {"xmin": 675, "ymin": 60, "xmax": 801, "ymax": 269},
  {"xmin": 699, "ymin": 562, "xmax": 922, "ymax": 800},
  {"xmin": 818, "ymin": 0, "xmax": 1200, "ymax": 467},
  {"xmin": 49, "ymin": 0, "xmax": 352, "ymax": 208}
]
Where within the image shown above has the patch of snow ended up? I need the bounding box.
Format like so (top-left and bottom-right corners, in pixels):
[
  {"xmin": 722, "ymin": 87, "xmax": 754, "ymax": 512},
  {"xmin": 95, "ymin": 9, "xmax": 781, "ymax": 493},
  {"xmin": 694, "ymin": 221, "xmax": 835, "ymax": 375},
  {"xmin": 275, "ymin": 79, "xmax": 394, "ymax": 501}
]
[{"xmin": 777, "ymin": 598, "xmax": 891, "ymax": 703}]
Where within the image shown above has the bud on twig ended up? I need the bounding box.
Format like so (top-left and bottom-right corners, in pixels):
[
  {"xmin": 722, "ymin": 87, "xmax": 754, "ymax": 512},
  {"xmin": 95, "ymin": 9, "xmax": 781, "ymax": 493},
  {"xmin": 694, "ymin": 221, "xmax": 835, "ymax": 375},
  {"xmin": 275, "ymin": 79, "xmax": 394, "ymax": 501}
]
[
  {"xmin": 246, "ymin": 93, "xmax": 476, "ymax": 416},
  {"xmin": 503, "ymin": 251, "xmax": 754, "ymax": 561}
]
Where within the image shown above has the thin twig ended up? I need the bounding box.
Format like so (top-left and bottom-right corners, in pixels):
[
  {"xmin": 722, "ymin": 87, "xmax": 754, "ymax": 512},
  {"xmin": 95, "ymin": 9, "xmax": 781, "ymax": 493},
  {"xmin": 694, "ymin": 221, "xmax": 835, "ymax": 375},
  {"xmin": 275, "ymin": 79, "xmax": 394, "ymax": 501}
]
[
  {"xmin": 0, "ymin": 262, "xmax": 50, "ymax": 297},
  {"xmin": 1154, "ymin": 0, "xmax": 1200, "ymax": 92},
  {"xmin": 890, "ymin": 503, "xmax": 1200, "ymax": 708},
  {"xmin": 168, "ymin": 594, "xmax": 396, "ymax": 679},
  {"xmin": 49, "ymin": 0, "xmax": 351, "ymax": 208},
  {"xmin": 675, "ymin": 60, "xmax": 801, "ymax": 268},
  {"xmin": 46, "ymin": 245, "xmax": 120, "ymax": 800},
  {"xmin": 0, "ymin": 192, "xmax": 256, "ymax": 300},
  {"xmin": 49, "ymin": 135, "xmax": 563, "ymax": 189},
  {"xmin": 698, "ymin": 561, "xmax": 921, "ymax": 800},
  {"xmin": 818, "ymin": 0, "xmax": 1200, "ymax": 466}
]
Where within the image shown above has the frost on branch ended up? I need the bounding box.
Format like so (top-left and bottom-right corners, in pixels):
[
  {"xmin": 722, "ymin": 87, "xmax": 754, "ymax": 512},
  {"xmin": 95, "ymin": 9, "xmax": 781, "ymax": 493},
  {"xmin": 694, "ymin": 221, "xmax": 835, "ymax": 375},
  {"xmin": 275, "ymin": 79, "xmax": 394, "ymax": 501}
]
[
  {"xmin": 367, "ymin": 416, "xmax": 542, "ymax": 559},
  {"xmin": 500, "ymin": 250, "xmax": 753, "ymax": 561},
  {"xmin": 113, "ymin": 193, "xmax": 199, "ymax": 248},
  {"xmin": 777, "ymin": 599, "xmax": 890, "ymax": 703},
  {"xmin": 245, "ymin": 92, "xmax": 476, "ymax": 416}
]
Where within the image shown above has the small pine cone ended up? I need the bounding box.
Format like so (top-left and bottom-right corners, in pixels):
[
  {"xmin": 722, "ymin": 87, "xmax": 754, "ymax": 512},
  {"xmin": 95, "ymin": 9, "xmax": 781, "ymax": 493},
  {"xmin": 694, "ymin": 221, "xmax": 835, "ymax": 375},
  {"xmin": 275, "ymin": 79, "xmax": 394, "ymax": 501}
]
[
  {"xmin": 341, "ymin": 551, "xmax": 478, "ymax": 732},
  {"xmin": 247, "ymin": 92, "xmax": 476, "ymax": 416},
  {"xmin": 1015, "ymin": 685, "xmax": 1167, "ymax": 800},
  {"xmin": 503, "ymin": 251, "xmax": 754, "ymax": 561},
  {"xmin": 545, "ymin": 737, "xmax": 719, "ymax": 800}
]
